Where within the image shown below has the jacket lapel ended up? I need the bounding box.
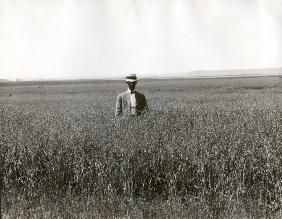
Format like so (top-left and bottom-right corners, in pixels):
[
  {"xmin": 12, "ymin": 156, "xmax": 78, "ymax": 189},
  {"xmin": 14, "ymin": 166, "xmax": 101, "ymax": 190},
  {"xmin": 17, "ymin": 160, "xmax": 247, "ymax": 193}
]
[
  {"xmin": 135, "ymin": 91, "xmax": 139, "ymax": 106},
  {"xmin": 124, "ymin": 91, "xmax": 131, "ymax": 112}
]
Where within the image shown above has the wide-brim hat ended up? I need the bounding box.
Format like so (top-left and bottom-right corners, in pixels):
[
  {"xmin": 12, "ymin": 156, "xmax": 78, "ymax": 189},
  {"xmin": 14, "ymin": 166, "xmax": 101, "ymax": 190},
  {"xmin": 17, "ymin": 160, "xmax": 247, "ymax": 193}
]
[{"xmin": 125, "ymin": 74, "xmax": 138, "ymax": 82}]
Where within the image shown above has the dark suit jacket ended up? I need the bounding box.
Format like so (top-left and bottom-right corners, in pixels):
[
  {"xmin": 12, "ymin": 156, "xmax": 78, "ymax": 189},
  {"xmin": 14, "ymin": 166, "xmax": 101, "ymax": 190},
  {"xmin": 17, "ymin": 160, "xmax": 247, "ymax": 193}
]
[{"xmin": 115, "ymin": 90, "xmax": 148, "ymax": 117}]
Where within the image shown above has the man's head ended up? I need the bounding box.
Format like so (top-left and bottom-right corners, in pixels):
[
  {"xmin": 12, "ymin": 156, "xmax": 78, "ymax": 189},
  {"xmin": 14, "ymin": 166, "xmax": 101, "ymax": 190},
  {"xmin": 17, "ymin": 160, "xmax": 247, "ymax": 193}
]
[{"xmin": 125, "ymin": 74, "xmax": 138, "ymax": 91}]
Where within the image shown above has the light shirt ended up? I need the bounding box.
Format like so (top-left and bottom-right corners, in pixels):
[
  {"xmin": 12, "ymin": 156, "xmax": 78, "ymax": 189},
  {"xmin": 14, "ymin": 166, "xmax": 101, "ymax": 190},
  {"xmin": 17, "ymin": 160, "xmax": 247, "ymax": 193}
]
[{"xmin": 128, "ymin": 89, "xmax": 136, "ymax": 115}]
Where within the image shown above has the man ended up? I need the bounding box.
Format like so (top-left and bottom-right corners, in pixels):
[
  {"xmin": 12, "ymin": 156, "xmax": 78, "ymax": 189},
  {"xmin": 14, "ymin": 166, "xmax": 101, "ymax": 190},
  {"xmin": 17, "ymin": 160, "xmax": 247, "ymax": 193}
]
[{"xmin": 115, "ymin": 74, "xmax": 148, "ymax": 117}]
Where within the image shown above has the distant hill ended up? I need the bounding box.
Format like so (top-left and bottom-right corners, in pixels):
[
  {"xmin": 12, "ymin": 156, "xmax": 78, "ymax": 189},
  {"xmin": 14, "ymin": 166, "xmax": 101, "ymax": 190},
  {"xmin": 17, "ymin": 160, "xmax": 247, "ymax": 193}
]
[{"xmin": 175, "ymin": 67, "xmax": 282, "ymax": 78}]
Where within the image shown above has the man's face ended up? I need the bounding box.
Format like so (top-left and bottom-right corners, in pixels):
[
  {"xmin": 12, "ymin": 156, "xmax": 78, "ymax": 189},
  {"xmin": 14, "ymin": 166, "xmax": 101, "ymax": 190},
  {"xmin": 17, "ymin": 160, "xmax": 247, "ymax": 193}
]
[{"xmin": 126, "ymin": 81, "xmax": 137, "ymax": 91}]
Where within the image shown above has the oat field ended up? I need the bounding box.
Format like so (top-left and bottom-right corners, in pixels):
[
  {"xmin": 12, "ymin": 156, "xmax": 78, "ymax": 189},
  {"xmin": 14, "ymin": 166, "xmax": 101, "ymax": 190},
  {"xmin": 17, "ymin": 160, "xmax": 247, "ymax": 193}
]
[{"xmin": 1, "ymin": 76, "xmax": 282, "ymax": 218}]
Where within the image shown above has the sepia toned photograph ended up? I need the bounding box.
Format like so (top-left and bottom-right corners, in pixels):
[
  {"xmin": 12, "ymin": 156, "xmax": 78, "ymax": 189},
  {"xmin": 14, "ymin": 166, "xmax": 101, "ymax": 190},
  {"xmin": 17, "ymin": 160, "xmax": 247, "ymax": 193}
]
[{"xmin": 1, "ymin": 0, "xmax": 282, "ymax": 218}]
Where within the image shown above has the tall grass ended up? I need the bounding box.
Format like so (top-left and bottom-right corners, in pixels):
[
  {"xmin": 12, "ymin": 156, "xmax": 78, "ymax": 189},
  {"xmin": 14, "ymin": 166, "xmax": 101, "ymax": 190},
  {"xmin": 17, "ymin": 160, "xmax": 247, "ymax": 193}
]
[{"xmin": 1, "ymin": 77, "xmax": 282, "ymax": 218}]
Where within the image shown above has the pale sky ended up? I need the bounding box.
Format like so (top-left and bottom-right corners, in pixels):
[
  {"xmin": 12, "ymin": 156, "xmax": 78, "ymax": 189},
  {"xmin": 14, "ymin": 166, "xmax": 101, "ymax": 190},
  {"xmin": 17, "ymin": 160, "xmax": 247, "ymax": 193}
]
[{"xmin": 0, "ymin": 0, "xmax": 281, "ymax": 80}]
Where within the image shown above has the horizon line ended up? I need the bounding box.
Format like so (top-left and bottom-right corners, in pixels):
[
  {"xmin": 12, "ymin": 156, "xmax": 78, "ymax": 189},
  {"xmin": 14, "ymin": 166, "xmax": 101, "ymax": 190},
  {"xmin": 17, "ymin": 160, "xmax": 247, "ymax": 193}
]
[{"xmin": 1, "ymin": 66, "xmax": 282, "ymax": 82}]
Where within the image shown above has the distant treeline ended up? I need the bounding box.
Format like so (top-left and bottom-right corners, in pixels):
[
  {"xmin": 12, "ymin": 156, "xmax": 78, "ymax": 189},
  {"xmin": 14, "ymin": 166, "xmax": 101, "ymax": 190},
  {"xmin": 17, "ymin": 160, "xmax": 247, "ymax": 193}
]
[
  {"xmin": 0, "ymin": 78, "xmax": 191, "ymax": 87},
  {"xmin": 0, "ymin": 79, "xmax": 125, "ymax": 87}
]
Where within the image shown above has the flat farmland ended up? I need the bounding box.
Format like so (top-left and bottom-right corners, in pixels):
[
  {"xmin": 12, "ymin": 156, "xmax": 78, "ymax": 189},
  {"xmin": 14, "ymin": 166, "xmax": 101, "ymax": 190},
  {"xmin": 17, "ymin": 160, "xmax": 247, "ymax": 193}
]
[{"xmin": 1, "ymin": 76, "xmax": 282, "ymax": 218}]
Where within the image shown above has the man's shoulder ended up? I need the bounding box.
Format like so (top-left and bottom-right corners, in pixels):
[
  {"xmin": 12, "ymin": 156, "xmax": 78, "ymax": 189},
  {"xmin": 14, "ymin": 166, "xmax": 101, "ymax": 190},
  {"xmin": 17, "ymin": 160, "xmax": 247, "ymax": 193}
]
[
  {"xmin": 117, "ymin": 90, "xmax": 128, "ymax": 97},
  {"xmin": 117, "ymin": 90, "xmax": 146, "ymax": 97},
  {"xmin": 135, "ymin": 91, "xmax": 145, "ymax": 97}
]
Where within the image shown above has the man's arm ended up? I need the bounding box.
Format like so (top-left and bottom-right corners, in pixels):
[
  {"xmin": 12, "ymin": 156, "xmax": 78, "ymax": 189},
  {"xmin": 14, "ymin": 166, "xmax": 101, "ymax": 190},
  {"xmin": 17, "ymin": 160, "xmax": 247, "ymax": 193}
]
[{"xmin": 115, "ymin": 94, "xmax": 122, "ymax": 117}]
